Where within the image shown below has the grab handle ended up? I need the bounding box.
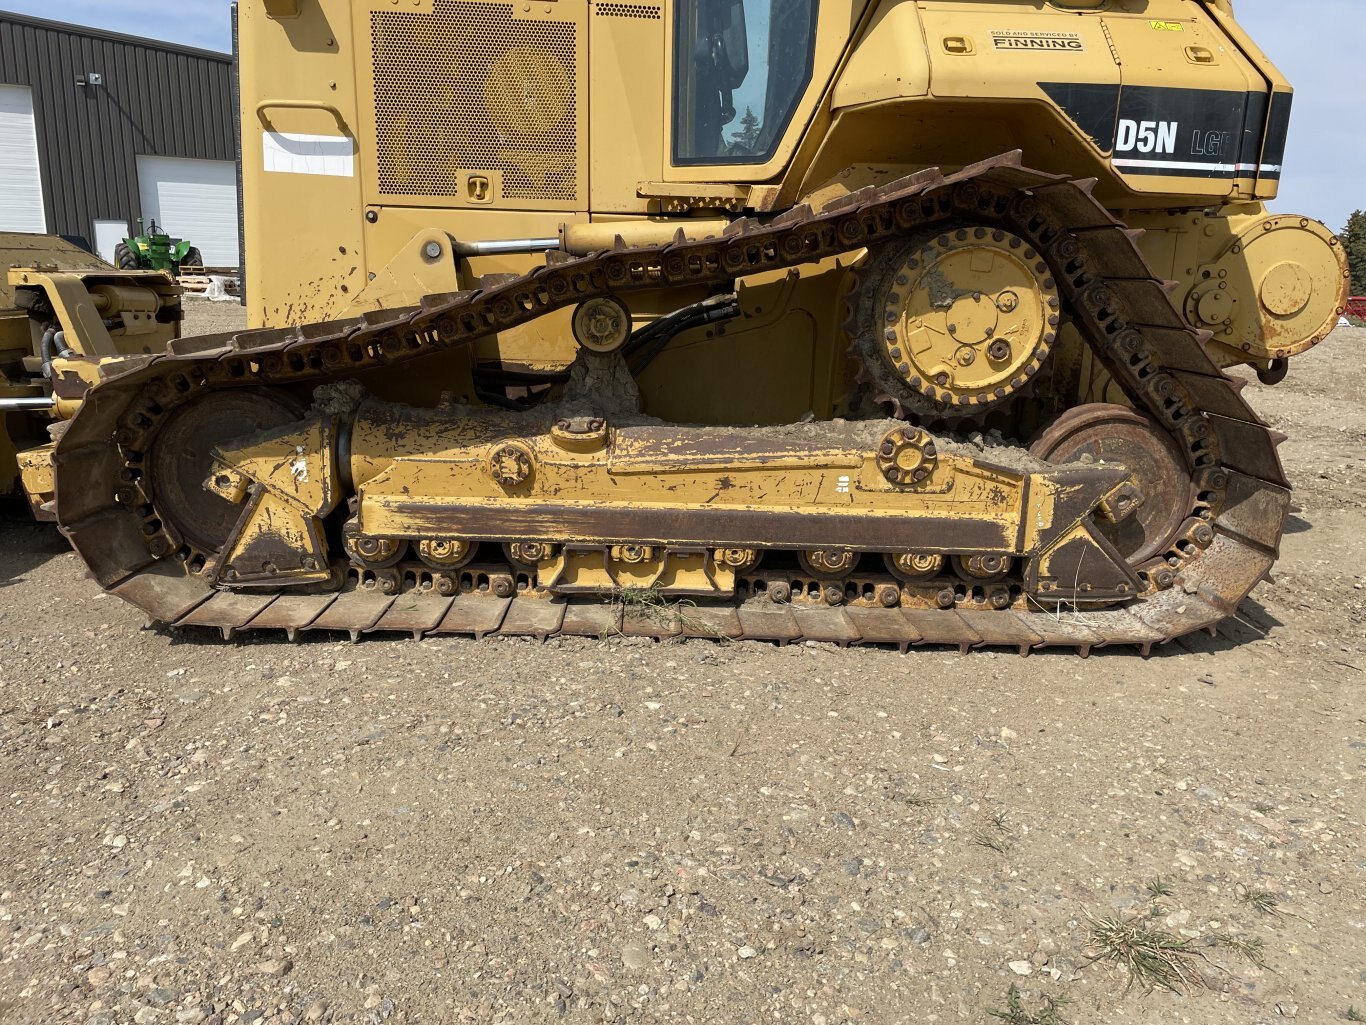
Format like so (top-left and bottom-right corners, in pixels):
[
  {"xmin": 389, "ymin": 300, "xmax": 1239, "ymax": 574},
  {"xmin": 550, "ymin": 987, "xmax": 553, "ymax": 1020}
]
[{"xmin": 255, "ymin": 100, "xmax": 350, "ymax": 134}]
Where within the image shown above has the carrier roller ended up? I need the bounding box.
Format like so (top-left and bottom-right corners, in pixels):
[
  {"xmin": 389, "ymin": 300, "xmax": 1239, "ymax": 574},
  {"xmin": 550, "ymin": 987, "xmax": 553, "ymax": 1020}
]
[{"xmin": 50, "ymin": 154, "xmax": 1291, "ymax": 654}]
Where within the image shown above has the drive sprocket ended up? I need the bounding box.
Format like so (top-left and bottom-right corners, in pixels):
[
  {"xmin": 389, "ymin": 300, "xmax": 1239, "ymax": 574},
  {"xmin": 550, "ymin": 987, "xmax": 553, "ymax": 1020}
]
[{"xmin": 849, "ymin": 226, "xmax": 1060, "ymax": 421}]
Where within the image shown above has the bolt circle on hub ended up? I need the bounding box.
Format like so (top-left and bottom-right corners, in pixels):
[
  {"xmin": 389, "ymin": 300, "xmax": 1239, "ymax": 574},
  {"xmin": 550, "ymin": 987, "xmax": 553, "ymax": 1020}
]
[
  {"xmin": 572, "ymin": 296, "xmax": 632, "ymax": 354},
  {"xmin": 800, "ymin": 549, "xmax": 857, "ymax": 579},
  {"xmin": 877, "ymin": 426, "xmax": 938, "ymax": 487},
  {"xmin": 488, "ymin": 443, "xmax": 534, "ymax": 487},
  {"xmin": 506, "ymin": 541, "xmax": 558, "ymax": 567},
  {"xmin": 343, "ymin": 522, "xmax": 405, "ymax": 569},
  {"xmin": 885, "ymin": 552, "xmax": 945, "ymax": 581},
  {"xmin": 714, "ymin": 547, "xmax": 760, "ymax": 572},
  {"xmin": 857, "ymin": 227, "xmax": 1059, "ymax": 413},
  {"xmin": 955, "ymin": 554, "xmax": 1011, "ymax": 582},
  {"xmin": 418, "ymin": 538, "xmax": 475, "ymax": 570}
]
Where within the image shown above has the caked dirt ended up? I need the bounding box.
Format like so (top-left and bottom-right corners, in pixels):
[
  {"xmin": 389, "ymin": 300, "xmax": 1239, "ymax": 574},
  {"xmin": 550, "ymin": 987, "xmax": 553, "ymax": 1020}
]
[{"xmin": 0, "ymin": 300, "xmax": 1361, "ymax": 1025}]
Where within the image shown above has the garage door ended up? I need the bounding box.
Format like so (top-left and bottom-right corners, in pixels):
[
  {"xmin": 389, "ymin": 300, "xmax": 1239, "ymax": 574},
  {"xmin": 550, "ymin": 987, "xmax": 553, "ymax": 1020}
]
[
  {"xmin": 136, "ymin": 155, "xmax": 239, "ymax": 267},
  {"xmin": 0, "ymin": 85, "xmax": 47, "ymax": 233}
]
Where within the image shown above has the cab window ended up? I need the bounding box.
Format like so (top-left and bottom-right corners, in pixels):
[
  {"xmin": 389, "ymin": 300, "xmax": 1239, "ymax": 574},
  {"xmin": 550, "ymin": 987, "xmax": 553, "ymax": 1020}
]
[{"xmin": 672, "ymin": 0, "xmax": 819, "ymax": 165}]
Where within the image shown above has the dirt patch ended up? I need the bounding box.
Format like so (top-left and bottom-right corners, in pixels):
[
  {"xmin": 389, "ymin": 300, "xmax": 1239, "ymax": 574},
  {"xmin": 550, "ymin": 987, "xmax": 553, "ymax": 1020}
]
[
  {"xmin": 0, "ymin": 312, "xmax": 1361, "ymax": 1024},
  {"xmin": 179, "ymin": 295, "xmax": 252, "ymax": 337}
]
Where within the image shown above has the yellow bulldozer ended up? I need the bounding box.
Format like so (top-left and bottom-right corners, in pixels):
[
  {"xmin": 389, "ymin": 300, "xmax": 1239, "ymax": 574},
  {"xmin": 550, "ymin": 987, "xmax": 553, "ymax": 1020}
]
[{"xmin": 2, "ymin": 0, "xmax": 1350, "ymax": 652}]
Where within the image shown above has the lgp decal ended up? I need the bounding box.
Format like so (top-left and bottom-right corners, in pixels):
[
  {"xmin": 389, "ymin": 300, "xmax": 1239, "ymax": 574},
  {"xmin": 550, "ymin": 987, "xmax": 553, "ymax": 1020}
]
[{"xmin": 1039, "ymin": 83, "xmax": 1287, "ymax": 180}]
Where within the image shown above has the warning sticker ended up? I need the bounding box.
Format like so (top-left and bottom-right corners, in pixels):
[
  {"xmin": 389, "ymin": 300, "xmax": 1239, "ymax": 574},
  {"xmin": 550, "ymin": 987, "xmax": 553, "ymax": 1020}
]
[
  {"xmin": 1150, "ymin": 20, "xmax": 1185, "ymax": 32},
  {"xmin": 990, "ymin": 30, "xmax": 1085, "ymax": 53}
]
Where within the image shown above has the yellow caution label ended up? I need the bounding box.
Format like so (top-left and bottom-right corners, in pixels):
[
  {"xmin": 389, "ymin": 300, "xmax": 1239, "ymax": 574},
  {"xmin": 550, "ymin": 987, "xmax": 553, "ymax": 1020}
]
[{"xmin": 1150, "ymin": 20, "xmax": 1184, "ymax": 32}]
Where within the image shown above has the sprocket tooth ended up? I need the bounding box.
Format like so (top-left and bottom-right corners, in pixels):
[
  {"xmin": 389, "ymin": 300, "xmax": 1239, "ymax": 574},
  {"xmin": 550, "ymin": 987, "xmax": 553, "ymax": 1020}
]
[{"xmin": 872, "ymin": 391, "xmax": 906, "ymax": 419}]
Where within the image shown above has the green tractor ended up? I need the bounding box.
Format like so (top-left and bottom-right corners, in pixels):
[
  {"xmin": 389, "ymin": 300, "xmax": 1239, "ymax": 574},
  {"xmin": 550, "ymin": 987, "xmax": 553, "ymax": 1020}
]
[{"xmin": 113, "ymin": 220, "xmax": 203, "ymax": 276}]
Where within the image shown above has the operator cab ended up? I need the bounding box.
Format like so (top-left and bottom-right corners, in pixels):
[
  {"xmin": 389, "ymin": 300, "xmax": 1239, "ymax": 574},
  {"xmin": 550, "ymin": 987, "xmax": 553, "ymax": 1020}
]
[{"xmin": 672, "ymin": 0, "xmax": 819, "ymax": 165}]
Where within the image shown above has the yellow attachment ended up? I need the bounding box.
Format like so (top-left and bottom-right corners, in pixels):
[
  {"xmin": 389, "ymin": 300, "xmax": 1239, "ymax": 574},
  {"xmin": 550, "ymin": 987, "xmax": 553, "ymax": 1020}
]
[
  {"xmin": 331, "ymin": 230, "xmax": 462, "ymax": 322},
  {"xmin": 560, "ymin": 219, "xmax": 730, "ymax": 255},
  {"xmin": 7, "ymin": 267, "xmax": 180, "ymax": 358},
  {"xmin": 328, "ymin": 402, "xmax": 1139, "ymax": 601},
  {"xmin": 16, "ymin": 443, "xmax": 55, "ymax": 521},
  {"xmin": 540, "ymin": 546, "xmax": 734, "ymax": 597},
  {"xmin": 1183, "ymin": 213, "xmax": 1350, "ymax": 362},
  {"xmin": 879, "ymin": 229, "xmax": 1059, "ymax": 406},
  {"xmin": 204, "ymin": 417, "xmax": 343, "ymax": 586}
]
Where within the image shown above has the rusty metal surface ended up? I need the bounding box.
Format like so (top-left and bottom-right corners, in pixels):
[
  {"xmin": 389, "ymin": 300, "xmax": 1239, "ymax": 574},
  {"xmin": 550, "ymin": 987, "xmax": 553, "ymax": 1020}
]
[
  {"xmin": 49, "ymin": 154, "xmax": 1289, "ymax": 654},
  {"xmin": 1029, "ymin": 404, "xmax": 1194, "ymax": 567}
]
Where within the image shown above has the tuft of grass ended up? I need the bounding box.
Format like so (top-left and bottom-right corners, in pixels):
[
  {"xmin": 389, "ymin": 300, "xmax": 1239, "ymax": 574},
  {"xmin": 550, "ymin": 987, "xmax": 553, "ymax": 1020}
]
[
  {"xmin": 606, "ymin": 584, "xmax": 717, "ymax": 639},
  {"xmin": 1146, "ymin": 878, "xmax": 1175, "ymax": 900},
  {"xmin": 1087, "ymin": 894, "xmax": 1271, "ymax": 995},
  {"xmin": 1084, "ymin": 910, "xmax": 1207, "ymax": 994},
  {"xmin": 971, "ymin": 812, "xmax": 1017, "ymax": 854},
  {"xmin": 1209, "ymin": 933, "xmax": 1267, "ymax": 969},
  {"xmin": 1253, "ymin": 801, "xmax": 1276, "ymax": 815},
  {"xmin": 1346, "ymin": 1006, "xmax": 1365, "ymax": 1022},
  {"xmin": 1238, "ymin": 887, "xmax": 1280, "ymax": 916},
  {"xmin": 987, "ymin": 984, "xmax": 1072, "ymax": 1025}
]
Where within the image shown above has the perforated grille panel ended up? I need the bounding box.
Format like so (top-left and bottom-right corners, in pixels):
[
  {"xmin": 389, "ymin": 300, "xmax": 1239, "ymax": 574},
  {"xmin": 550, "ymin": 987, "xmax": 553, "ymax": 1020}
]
[
  {"xmin": 597, "ymin": 3, "xmax": 662, "ymax": 18},
  {"xmin": 371, "ymin": 0, "xmax": 579, "ymax": 202}
]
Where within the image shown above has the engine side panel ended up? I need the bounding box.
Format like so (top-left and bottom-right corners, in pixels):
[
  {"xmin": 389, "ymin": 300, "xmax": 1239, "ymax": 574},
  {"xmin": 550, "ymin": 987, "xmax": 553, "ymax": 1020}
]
[{"xmin": 818, "ymin": 0, "xmax": 1291, "ymax": 208}]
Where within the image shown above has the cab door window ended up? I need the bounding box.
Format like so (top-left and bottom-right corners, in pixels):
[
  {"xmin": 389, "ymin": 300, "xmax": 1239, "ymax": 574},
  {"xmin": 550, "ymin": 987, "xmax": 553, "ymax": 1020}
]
[{"xmin": 672, "ymin": 0, "xmax": 819, "ymax": 165}]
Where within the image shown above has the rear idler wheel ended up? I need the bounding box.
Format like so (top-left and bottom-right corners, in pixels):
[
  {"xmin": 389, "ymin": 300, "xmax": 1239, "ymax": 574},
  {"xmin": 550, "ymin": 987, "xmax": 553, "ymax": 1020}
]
[
  {"xmin": 1028, "ymin": 403, "xmax": 1196, "ymax": 575},
  {"xmin": 144, "ymin": 389, "xmax": 305, "ymax": 559}
]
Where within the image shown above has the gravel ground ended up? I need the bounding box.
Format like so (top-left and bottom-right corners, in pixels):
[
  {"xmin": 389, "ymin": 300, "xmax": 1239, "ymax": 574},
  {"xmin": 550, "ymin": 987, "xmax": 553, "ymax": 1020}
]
[{"xmin": 0, "ymin": 302, "xmax": 1362, "ymax": 1025}]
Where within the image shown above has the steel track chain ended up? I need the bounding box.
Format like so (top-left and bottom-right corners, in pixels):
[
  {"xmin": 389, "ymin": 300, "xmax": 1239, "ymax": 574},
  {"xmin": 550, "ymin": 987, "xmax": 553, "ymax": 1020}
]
[{"xmin": 50, "ymin": 153, "xmax": 1289, "ymax": 654}]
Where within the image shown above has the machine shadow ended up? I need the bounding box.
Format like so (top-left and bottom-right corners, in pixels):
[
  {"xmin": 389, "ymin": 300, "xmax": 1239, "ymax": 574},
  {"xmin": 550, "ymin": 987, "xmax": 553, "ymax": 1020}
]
[{"xmin": 0, "ymin": 503, "xmax": 68, "ymax": 586}]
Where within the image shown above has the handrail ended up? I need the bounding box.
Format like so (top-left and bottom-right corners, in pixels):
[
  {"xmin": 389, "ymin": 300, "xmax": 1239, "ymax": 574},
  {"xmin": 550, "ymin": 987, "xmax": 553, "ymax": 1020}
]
[{"xmin": 255, "ymin": 100, "xmax": 350, "ymax": 134}]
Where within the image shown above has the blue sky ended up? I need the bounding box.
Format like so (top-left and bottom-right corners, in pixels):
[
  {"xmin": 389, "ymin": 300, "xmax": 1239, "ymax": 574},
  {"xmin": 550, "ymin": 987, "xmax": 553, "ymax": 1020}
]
[{"xmin": 4, "ymin": 0, "xmax": 1361, "ymax": 229}]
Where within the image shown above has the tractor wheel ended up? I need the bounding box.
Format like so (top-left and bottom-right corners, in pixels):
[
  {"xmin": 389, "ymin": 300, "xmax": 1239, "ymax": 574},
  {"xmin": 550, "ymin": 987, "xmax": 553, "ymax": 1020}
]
[
  {"xmin": 114, "ymin": 243, "xmax": 139, "ymax": 270},
  {"xmin": 180, "ymin": 247, "xmax": 204, "ymax": 269}
]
